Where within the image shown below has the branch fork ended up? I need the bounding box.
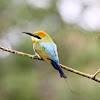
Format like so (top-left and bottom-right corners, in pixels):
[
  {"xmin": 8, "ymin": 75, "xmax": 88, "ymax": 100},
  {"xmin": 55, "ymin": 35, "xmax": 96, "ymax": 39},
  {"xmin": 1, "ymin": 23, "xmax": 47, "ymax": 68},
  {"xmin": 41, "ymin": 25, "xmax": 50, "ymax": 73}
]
[{"xmin": 92, "ymin": 69, "xmax": 100, "ymax": 79}]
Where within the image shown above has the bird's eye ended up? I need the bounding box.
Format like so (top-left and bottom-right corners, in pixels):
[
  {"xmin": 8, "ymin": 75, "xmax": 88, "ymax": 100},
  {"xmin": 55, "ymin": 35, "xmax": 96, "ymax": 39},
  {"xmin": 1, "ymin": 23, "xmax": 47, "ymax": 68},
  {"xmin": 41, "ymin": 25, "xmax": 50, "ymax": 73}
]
[{"xmin": 34, "ymin": 35, "xmax": 41, "ymax": 39}]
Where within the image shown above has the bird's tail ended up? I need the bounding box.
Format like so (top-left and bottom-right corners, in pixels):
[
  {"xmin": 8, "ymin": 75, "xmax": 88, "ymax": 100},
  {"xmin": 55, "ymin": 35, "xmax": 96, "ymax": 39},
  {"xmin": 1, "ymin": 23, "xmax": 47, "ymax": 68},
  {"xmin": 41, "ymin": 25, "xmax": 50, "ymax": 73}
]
[
  {"xmin": 51, "ymin": 60, "xmax": 73, "ymax": 92},
  {"xmin": 51, "ymin": 60, "xmax": 67, "ymax": 78}
]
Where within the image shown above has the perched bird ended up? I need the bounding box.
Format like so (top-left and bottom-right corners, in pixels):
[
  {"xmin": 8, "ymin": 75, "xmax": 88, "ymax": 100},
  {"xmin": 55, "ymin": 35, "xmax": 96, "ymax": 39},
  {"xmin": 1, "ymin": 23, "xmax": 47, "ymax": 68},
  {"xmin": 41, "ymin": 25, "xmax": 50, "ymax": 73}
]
[{"xmin": 23, "ymin": 31, "xmax": 67, "ymax": 79}]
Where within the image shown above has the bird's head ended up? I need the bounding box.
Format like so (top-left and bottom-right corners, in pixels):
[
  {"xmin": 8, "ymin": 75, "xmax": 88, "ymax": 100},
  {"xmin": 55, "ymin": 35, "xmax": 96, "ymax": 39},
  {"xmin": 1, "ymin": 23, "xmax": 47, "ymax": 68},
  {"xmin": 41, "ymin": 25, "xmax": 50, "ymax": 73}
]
[{"xmin": 23, "ymin": 31, "xmax": 48, "ymax": 43}]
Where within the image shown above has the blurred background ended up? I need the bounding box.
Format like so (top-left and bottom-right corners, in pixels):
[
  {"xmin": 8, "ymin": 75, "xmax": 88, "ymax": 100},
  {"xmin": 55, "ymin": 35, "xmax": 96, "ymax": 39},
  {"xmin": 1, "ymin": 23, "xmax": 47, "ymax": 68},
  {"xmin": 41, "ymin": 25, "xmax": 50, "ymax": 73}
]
[{"xmin": 0, "ymin": 0, "xmax": 100, "ymax": 100}]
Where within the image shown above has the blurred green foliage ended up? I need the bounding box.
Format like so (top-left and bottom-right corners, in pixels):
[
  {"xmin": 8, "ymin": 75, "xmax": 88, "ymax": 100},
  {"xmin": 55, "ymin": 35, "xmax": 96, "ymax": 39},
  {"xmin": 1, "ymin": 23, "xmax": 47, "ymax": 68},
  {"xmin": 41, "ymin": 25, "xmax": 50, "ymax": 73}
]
[{"xmin": 0, "ymin": 0, "xmax": 100, "ymax": 100}]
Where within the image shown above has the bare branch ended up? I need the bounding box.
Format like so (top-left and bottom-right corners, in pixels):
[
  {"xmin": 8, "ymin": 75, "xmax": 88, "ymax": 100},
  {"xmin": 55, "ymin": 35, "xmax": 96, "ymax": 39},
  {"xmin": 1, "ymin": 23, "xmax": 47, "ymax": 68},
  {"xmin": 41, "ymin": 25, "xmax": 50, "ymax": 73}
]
[{"xmin": 0, "ymin": 46, "xmax": 100, "ymax": 83}]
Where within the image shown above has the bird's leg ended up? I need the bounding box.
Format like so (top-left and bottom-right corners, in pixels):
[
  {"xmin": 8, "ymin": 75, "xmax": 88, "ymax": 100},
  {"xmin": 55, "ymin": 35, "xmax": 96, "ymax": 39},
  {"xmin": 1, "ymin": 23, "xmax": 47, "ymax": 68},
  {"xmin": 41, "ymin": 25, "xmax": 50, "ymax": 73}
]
[{"xmin": 34, "ymin": 53, "xmax": 43, "ymax": 60}]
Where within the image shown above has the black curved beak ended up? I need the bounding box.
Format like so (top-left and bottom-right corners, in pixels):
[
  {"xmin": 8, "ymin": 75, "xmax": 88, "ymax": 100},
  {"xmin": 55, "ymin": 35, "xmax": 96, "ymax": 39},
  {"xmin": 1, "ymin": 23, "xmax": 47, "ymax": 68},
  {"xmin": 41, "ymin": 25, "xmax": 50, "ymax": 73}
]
[{"xmin": 22, "ymin": 32, "xmax": 34, "ymax": 37}]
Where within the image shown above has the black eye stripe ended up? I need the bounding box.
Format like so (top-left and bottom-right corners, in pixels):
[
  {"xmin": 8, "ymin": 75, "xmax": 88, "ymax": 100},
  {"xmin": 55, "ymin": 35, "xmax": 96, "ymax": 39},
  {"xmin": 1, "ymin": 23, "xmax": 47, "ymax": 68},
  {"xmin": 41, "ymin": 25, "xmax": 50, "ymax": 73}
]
[{"xmin": 34, "ymin": 35, "xmax": 41, "ymax": 39}]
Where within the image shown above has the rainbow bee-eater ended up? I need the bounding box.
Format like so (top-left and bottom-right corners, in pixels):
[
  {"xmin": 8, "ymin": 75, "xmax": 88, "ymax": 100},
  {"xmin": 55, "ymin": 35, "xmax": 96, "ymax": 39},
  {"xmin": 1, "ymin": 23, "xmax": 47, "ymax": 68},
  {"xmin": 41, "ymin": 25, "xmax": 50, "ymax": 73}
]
[{"xmin": 23, "ymin": 31, "xmax": 67, "ymax": 79}]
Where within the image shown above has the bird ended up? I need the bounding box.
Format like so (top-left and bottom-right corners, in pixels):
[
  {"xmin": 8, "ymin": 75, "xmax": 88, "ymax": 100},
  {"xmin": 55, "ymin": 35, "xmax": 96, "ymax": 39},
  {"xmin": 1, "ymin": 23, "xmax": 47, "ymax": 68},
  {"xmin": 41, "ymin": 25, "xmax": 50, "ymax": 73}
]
[{"xmin": 23, "ymin": 31, "xmax": 67, "ymax": 79}]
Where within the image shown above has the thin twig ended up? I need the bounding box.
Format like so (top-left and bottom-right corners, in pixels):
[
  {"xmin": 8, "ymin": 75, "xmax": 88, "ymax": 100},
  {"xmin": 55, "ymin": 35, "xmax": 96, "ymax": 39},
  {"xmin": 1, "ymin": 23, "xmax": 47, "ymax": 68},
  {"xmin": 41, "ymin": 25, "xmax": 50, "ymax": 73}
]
[
  {"xmin": 0, "ymin": 46, "xmax": 100, "ymax": 83},
  {"xmin": 60, "ymin": 64, "xmax": 100, "ymax": 83}
]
